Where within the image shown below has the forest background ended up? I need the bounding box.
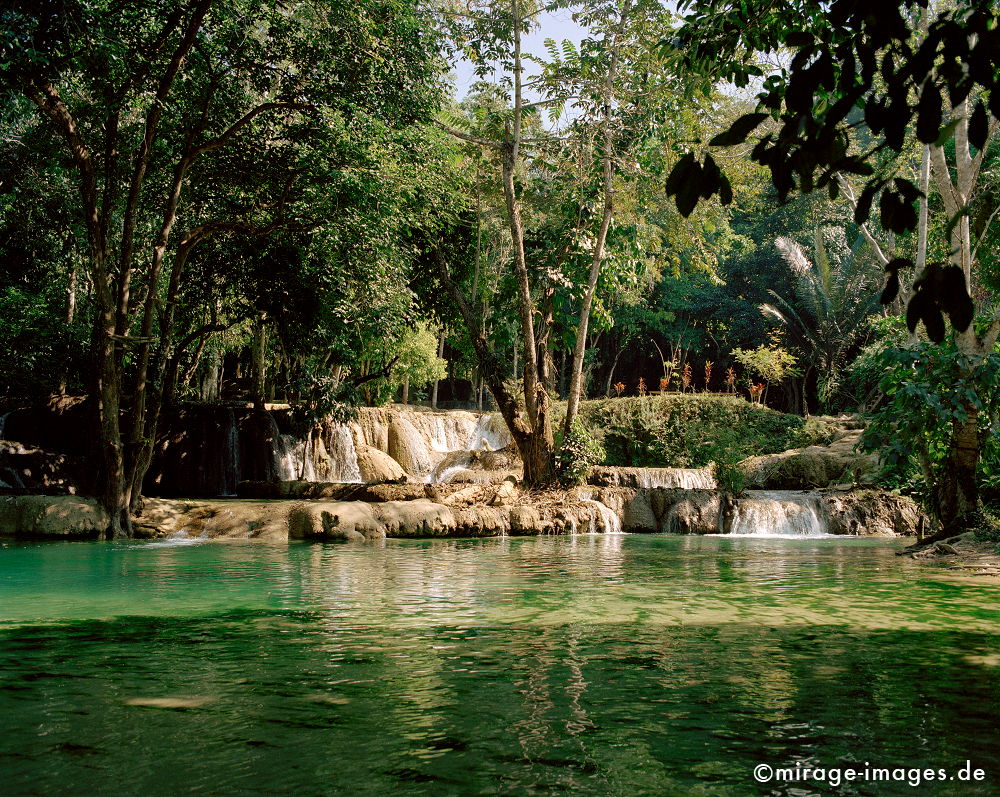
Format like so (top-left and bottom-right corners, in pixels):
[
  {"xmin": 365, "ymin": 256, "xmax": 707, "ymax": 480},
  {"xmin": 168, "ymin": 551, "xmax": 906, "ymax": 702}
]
[{"xmin": 1, "ymin": 0, "xmax": 998, "ymax": 536}]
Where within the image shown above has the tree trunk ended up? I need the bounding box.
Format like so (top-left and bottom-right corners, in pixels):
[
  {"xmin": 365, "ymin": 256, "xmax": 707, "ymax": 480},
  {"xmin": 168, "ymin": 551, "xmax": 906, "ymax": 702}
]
[
  {"xmin": 431, "ymin": 331, "xmax": 444, "ymax": 409},
  {"xmin": 252, "ymin": 313, "xmax": 267, "ymax": 411},
  {"xmin": 937, "ymin": 404, "xmax": 980, "ymax": 532},
  {"xmin": 564, "ymin": 0, "xmax": 631, "ymax": 436}
]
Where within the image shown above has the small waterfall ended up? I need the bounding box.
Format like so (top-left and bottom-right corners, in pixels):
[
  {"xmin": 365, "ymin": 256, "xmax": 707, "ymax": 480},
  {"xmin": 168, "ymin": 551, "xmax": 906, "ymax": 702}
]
[
  {"xmin": 0, "ymin": 411, "xmax": 9, "ymax": 440},
  {"xmin": 467, "ymin": 413, "xmax": 510, "ymax": 451},
  {"xmin": 727, "ymin": 490, "xmax": 831, "ymax": 537},
  {"xmin": 635, "ymin": 468, "xmax": 716, "ymax": 489},
  {"xmin": 327, "ymin": 424, "xmax": 362, "ymax": 483},
  {"xmin": 277, "ymin": 434, "xmax": 318, "ymax": 482},
  {"xmin": 222, "ymin": 409, "xmax": 240, "ymax": 496},
  {"xmin": 581, "ymin": 498, "xmax": 623, "ymax": 534}
]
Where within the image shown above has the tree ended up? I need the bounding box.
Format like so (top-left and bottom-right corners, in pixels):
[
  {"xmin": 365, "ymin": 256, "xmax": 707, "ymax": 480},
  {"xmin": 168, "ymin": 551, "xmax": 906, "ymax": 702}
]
[
  {"xmin": 432, "ymin": 0, "xmax": 692, "ymax": 484},
  {"xmin": 666, "ymin": 0, "xmax": 1000, "ymax": 533},
  {"xmin": 1, "ymin": 0, "xmax": 443, "ymax": 535},
  {"xmin": 766, "ymin": 227, "xmax": 883, "ymax": 411}
]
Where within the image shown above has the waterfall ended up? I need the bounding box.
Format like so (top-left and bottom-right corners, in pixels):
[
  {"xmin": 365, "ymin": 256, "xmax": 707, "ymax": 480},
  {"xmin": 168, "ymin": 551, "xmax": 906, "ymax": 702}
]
[
  {"xmin": 726, "ymin": 490, "xmax": 831, "ymax": 537},
  {"xmin": 0, "ymin": 412, "xmax": 9, "ymax": 440},
  {"xmin": 634, "ymin": 468, "xmax": 716, "ymax": 489},
  {"xmin": 581, "ymin": 498, "xmax": 623, "ymax": 534},
  {"xmin": 327, "ymin": 424, "xmax": 362, "ymax": 483},
  {"xmin": 222, "ymin": 409, "xmax": 240, "ymax": 496},
  {"xmin": 466, "ymin": 413, "xmax": 510, "ymax": 451},
  {"xmin": 277, "ymin": 434, "xmax": 318, "ymax": 482}
]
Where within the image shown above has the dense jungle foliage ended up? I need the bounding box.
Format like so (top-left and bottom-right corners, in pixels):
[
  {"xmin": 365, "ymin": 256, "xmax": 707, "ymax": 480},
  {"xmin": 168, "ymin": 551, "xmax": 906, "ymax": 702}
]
[{"xmin": 1, "ymin": 0, "xmax": 999, "ymax": 533}]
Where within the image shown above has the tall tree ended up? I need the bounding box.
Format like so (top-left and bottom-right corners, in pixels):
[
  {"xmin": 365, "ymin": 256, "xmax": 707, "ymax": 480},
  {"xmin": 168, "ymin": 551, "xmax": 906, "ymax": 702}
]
[{"xmin": 1, "ymin": 0, "xmax": 442, "ymax": 535}]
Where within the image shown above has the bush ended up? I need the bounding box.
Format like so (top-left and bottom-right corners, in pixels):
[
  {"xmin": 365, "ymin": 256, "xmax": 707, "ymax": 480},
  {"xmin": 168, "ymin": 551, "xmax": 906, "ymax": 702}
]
[
  {"xmin": 574, "ymin": 394, "xmax": 807, "ymax": 469},
  {"xmin": 554, "ymin": 419, "xmax": 606, "ymax": 486}
]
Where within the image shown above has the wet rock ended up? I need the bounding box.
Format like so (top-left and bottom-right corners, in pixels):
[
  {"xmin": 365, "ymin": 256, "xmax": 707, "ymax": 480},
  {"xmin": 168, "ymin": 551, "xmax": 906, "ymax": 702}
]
[
  {"xmin": 289, "ymin": 501, "xmax": 385, "ymax": 541},
  {"xmin": 663, "ymin": 491, "xmax": 723, "ymax": 534},
  {"xmin": 0, "ymin": 495, "xmax": 109, "ymax": 537},
  {"xmin": 373, "ymin": 500, "xmax": 456, "ymax": 537},
  {"xmin": 820, "ymin": 489, "xmax": 924, "ymax": 537},
  {"xmin": 509, "ymin": 505, "xmax": 546, "ymax": 535},
  {"xmin": 355, "ymin": 445, "xmax": 407, "ymax": 484},
  {"xmin": 740, "ymin": 429, "xmax": 879, "ymax": 489}
]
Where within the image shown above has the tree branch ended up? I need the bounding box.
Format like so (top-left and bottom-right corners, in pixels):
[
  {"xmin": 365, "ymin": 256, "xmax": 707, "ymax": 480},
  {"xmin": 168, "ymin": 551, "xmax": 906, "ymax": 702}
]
[
  {"xmin": 434, "ymin": 120, "xmax": 502, "ymax": 149},
  {"xmin": 834, "ymin": 173, "xmax": 891, "ymax": 265},
  {"xmin": 194, "ymin": 102, "xmax": 313, "ymax": 154}
]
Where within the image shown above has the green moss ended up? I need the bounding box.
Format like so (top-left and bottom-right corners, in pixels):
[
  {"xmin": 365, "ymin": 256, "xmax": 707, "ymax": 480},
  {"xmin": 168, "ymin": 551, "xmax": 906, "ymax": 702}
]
[{"xmin": 571, "ymin": 395, "xmax": 807, "ymax": 469}]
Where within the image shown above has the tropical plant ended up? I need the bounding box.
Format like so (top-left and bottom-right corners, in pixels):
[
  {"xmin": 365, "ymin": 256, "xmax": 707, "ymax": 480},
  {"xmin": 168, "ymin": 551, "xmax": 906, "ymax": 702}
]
[
  {"xmin": 764, "ymin": 227, "xmax": 882, "ymax": 411},
  {"xmin": 731, "ymin": 344, "xmax": 798, "ymax": 404},
  {"xmin": 861, "ymin": 340, "xmax": 1000, "ymax": 537}
]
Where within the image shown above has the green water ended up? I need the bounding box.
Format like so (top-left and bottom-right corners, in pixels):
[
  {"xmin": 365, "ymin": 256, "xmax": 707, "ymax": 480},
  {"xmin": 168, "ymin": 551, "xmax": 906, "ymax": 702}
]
[{"xmin": 1, "ymin": 535, "xmax": 999, "ymax": 796}]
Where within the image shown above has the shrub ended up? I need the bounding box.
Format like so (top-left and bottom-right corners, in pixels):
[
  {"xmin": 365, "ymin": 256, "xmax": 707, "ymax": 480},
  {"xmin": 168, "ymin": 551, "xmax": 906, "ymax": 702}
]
[
  {"xmin": 554, "ymin": 419, "xmax": 606, "ymax": 486},
  {"xmin": 575, "ymin": 394, "xmax": 807, "ymax": 469}
]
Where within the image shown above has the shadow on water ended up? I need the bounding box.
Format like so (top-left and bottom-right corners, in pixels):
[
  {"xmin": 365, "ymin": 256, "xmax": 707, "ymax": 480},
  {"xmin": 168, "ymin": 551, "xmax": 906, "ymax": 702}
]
[{"xmin": 0, "ymin": 535, "xmax": 998, "ymax": 796}]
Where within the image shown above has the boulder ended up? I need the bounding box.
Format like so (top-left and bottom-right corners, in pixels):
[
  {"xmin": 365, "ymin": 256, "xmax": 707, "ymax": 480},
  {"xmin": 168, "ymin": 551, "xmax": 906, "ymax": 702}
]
[
  {"xmin": 820, "ymin": 489, "xmax": 925, "ymax": 537},
  {"xmin": 0, "ymin": 495, "xmax": 109, "ymax": 537},
  {"xmin": 289, "ymin": 501, "xmax": 385, "ymax": 541},
  {"xmin": 387, "ymin": 416, "xmax": 434, "ymax": 475},
  {"xmin": 355, "ymin": 445, "xmax": 407, "ymax": 484},
  {"xmin": 509, "ymin": 505, "xmax": 546, "ymax": 535},
  {"xmin": 740, "ymin": 429, "xmax": 879, "ymax": 489},
  {"xmin": 663, "ymin": 492, "xmax": 723, "ymax": 534},
  {"xmin": 373, "ymin": 500, "xmax": 456, "ymax": 537},
  {"xmin": 134, "ymin": 498, "xmax": 291, "ymax": 541}
]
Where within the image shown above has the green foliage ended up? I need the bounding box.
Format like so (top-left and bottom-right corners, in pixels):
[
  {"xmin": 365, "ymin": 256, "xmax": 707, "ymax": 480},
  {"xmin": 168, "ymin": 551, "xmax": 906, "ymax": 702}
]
[
  {"xmin": 554, "ymin": 419, "xmax": 606, "ymax": 487},
  {"xmin": 766, "ymin": 227, "xmax": 882, "ymax": 410},
  {"xmin": 711, "ymin": 458, "xmax": 747, "ymax": 497},
  {"xmin": 578, "ymin": 394, "xmax": 806, "ymax": 468},
  {"xmin": 731, "ymin": 344, "xmax": 798, "ymax": 386},
  {"xmin": 860, "ymin": 341, "xmax": 1000, "ymax": 503},
  {"xmin": 972, "ymin": 512, "xmax": 1000, "ymax": 548}
]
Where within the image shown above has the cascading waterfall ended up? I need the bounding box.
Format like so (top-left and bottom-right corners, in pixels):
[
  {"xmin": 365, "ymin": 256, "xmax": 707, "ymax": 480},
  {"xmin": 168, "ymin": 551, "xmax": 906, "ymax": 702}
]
[
  {"xmin": 726, "ymin": 490, "xmax": 831, "ymax": 537},
  {"xmin": 634, "ymin": 468, "xmax": 716, "ymax": 489},
  {"xmin": 0, "ymin": 412, "xmax": 9, "ymax": 440},
  {"xmin": 222, "ymin": 409, "xmax": 240, "ymax": 496},
  {"xmin": 327, "ymin": 425, "xmax": 362, "ymax": 483},
  {"xmin": 581, "ymin": 498, "xmax": 623, "ymax": 534},
  {"xmin": 466, "ymin": 413, "xmax": 510, "ymax": 451},
  {"xmin": 277, "ymin": 434, "xmax": 317, "ymax": 482}
]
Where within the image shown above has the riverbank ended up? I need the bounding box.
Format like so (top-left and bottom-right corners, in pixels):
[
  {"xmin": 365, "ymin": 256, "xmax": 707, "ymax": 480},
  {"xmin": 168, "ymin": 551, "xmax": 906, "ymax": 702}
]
[
  {"xmin": 903, "ymin": 531, "xmax": 1000, "ymax": 576},
  {"xmin": 1, "ymin": 480, "xmax": 925, "ymax": 542}
]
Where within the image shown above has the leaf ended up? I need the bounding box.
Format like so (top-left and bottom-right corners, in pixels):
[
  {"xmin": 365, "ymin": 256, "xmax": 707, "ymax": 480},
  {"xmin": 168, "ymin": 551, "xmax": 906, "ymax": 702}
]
[
  {"xmin": 854, "ymin": 182, "xmax": 878, "ymax": 224},
  {"xmin": 969, "ymin": 101, "xmax": 989, "ymax": 151},
  {"xmin": 665, "ymin": 152, "xmax": 696, "ymax": 197},
  {"xmin": 922, "ymin": 306, "xmax": 945, "ymax": 343},
  {"xmin": 709, "ymin": 113, "xmax": 768, "ymax": 147},
  {"xmin": 939, "ymin": 265, "xmax": 974, "ymax": 331},
  {"xmin": 880, "ymin": 272, "xmax": 899, "ymax": 305},
  {"xmin": 916, "ymin": 81, "xmax": 943, "ymax": 143},
  {"xmin": 718, "ymin": 173, "xmax": 733, "ymax": 206},
  {"xmin": 906, "ymin": 291, "xmax": 926, "ymax": 334},
  {"xmin": 879, "ymin": 186, "xmax": 917, "ymax": 233}
]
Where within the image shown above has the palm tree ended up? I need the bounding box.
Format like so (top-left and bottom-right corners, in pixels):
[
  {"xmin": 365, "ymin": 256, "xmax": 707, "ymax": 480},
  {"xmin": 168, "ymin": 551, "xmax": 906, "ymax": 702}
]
[{"xmin": 764, "ymin": 227, "xmax": 882, "ymax": 412}]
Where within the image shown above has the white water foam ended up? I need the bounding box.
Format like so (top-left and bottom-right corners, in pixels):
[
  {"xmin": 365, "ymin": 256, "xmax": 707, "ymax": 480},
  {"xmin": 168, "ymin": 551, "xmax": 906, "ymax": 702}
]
[
  {"xmin": 726, "ymin": 490, "xmax": 834, "ymax": 537},
  {"xmin": 581, "ymin": 498, "xmax": 623, "ymax": 534}
]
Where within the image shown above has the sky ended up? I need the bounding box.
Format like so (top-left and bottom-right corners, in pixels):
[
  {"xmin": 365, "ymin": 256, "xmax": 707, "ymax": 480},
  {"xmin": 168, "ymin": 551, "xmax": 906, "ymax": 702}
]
[{"xmin": 449, "ymin": 6, "xmax": 589, "ymax": 101}]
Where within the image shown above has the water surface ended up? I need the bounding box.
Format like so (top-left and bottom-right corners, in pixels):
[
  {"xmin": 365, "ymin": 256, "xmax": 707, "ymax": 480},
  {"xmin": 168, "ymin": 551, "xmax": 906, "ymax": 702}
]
[{"xmin": 1, "ymin": 535, "xmax": 998, "ymax": 795}]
